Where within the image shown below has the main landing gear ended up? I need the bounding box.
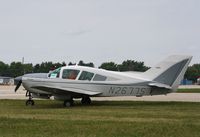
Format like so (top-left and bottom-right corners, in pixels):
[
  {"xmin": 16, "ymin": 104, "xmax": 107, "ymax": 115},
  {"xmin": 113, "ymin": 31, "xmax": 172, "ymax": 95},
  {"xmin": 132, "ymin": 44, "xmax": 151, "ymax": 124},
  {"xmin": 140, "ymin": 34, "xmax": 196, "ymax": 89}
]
[
  {"xmin": 63, "ymin": 97, "xmax": 92, "ymax": 108},
  {"xmin": 25, "ymin": 91, "xmax": 34, "ymax": 106},
  {"xmin": 63, "ymin": 99, "xmax": 74, "ymax": 107},
  {"xmin": 81, "ymin": 96, "xmax": 91, "ymax": 105}
]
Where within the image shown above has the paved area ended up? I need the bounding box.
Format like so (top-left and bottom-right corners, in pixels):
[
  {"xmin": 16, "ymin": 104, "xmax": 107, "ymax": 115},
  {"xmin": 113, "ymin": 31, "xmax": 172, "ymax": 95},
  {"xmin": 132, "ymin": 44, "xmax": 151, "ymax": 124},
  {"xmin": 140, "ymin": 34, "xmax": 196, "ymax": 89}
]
[
  {"xmin": 0, "ymin": 85, "xmax": 200, "ymax": 102},
  {"xmin": 0, "ymin": 86, "xmax": 26, "ymax": 99},
  {"xmin": 179, "ymin": 85, "xmax": 200, "ymax": 89}
]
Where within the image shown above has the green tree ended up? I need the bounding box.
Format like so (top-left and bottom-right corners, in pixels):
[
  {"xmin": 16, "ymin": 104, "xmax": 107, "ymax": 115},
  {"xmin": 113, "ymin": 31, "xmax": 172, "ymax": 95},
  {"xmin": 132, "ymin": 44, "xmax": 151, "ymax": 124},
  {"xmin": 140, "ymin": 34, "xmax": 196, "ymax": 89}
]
[
  {"xmin": 0, "ymin": 61, "xmax": 10, "ymax": 76},
  {"xmin": 33, "ymin": 64, "xmax": 41, "ymax": 73},
  {"xmin": 78, "ymin": 60, "xmax": 94, "ymax": 68},
  {"xmin": 185, "ymin": 64, "xmax": 200, "ymax": 82},
  {"xmin": 53, "ymin": 62, "xmax": 66, "ymax": 68},
  {"xmin": 23, "ymin": 63, "xmax": 33, "ymax": 74},
  {"xmin": 9, "ymin": 62, "xmax": 24, "ymax": 77},
  {"xmin": 99, "ymin": 60, "xmax": 149, "ymax": 72},
  {"xmin": 68, "ymin": 62, "xmax": 76, "ymax": 66},
  {"xmin": 118, "ymin": 60, "xmax": 149, "ymax": 72},
  {"xmin": 39, "ymin": 62, "xmax": 54, "ymax": 73},
  {"xmin": 99, "ymin": 62, "xmax": 118, "ymax": 71}
]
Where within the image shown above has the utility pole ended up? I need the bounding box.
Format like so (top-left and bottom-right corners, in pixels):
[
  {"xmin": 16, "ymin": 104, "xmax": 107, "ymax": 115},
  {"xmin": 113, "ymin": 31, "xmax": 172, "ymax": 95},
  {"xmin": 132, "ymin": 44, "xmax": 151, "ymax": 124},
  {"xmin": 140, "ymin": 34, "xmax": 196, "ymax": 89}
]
[{"xmin": 22, "ymin": 57, "xmax": 25, "ymax": 74}]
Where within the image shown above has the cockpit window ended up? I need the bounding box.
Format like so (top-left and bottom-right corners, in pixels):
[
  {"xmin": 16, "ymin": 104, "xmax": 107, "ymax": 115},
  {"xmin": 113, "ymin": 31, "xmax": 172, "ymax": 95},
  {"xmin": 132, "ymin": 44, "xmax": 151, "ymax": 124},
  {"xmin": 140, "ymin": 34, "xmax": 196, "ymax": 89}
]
[
  {"xmin": 49, "ymin": 68, "xmax": 61, "ymax": 78},
  {"xmin": 78, "ymin": 71, "xmax": 94, "ymax": 81},
  {"xmin": 62, "ymin": 69, "xmax": 80, "ymax": 80},
  {"xmin": 93, "ymin": 74, "xmax": 107, "ymax": 81}
]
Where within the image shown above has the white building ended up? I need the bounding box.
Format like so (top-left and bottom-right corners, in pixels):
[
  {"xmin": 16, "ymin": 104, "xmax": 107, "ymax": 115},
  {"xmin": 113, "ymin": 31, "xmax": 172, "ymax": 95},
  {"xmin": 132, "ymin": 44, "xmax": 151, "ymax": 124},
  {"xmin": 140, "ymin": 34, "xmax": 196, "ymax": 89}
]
[{"xmin": 0, "ymin": 76, "xmax": 14, "ymax": 85}]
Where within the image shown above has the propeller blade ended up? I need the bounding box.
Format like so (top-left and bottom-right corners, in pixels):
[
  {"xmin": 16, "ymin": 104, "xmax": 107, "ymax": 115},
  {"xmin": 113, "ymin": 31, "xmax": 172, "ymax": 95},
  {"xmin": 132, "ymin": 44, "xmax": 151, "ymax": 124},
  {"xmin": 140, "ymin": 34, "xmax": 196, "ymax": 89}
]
[
  {"xmin": 15, "ymin": 80, "xmax": 22, "ymax": 92},
  {"xmin": 14, "ymin": 76, "xmax": 23, "ymax": 92},
  {"xmin": 26, "ymin": 91, "xmax": 29, "ymax": 97}
]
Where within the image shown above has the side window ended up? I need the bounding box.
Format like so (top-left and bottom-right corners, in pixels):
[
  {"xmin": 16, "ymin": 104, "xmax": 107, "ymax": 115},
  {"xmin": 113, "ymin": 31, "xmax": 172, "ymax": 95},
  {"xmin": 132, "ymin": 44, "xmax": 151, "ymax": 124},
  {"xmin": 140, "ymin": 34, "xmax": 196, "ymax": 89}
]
[
  {"xmin": 79, "ymin": 71, "xmax": 94, "ymax": 81},
  {"xmin": 62, "ymin": 69, "xmax": 80, "ymax": 80},
  {"xmin": 49, "ymin": 68, "xmax": 61, "ymax": 78},
  {"xmin": 93, "ymin": 74, "xmax": 107, "ymax": 81}
]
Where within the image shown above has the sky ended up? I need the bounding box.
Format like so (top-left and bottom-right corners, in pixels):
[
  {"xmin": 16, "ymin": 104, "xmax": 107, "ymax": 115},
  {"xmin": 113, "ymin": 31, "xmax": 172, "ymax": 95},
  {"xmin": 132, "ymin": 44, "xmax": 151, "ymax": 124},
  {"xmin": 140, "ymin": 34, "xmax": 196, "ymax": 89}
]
[{"xmin": 0, "ymin": 0, "xmax": 199, "ymax": 67}]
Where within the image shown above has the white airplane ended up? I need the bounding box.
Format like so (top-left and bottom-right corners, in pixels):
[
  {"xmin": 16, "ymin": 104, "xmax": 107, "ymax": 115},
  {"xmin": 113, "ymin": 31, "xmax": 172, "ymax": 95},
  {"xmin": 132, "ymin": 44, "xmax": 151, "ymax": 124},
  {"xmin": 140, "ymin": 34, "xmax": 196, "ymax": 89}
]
[{"xmin": 15, "ymin": 55, "xmax": 192, "ymax": 107}]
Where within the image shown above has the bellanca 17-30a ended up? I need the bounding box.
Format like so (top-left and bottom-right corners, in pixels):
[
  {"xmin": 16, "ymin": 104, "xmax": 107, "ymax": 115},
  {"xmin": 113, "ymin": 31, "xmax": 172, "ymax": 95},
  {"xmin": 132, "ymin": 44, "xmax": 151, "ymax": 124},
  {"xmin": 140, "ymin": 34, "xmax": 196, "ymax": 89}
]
[{"xmin": 14, "ymin": 55, "xmax": 192, "ymax": 107}]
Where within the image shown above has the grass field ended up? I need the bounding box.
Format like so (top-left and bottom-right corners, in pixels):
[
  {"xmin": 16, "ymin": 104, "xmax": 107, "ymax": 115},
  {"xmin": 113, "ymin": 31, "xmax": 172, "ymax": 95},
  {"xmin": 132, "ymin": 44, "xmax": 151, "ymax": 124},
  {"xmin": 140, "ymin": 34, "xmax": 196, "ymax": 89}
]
[
  {"xmin": 0, "ymin": 100, "xmax": 200, "ymax": 137},
  {"xmin": 177, "ymin": 88, "xmax": 200, "ymax": 93}
]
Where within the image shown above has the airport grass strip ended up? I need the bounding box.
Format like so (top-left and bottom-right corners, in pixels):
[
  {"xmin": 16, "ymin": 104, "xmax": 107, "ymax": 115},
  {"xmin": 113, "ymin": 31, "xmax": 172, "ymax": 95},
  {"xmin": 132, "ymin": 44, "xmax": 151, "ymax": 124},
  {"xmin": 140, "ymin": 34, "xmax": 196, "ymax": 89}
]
[
  {"xmin": 177, "ymin": 88, "xmax": 200, "ymax": 93},
  {"xmin": 0, "ymin": 100, "xmax": 200, "ymax": 137}
]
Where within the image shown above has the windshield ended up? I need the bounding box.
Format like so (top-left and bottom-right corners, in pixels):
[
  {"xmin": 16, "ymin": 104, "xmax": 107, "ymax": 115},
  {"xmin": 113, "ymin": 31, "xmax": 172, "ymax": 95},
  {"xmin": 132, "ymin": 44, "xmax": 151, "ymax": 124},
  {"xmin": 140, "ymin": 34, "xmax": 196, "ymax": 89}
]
[{"xmin": 48, "ymin": 68, "xmax": 61, "ymax": 78}]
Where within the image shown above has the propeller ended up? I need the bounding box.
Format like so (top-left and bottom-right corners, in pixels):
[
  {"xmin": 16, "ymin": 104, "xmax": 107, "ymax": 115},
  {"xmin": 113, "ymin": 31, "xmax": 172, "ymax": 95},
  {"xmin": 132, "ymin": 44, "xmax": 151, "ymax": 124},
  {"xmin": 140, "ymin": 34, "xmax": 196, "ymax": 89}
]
[{"xmin": 14, "ymin": 76, "xmax": 22, "ymax": 92}]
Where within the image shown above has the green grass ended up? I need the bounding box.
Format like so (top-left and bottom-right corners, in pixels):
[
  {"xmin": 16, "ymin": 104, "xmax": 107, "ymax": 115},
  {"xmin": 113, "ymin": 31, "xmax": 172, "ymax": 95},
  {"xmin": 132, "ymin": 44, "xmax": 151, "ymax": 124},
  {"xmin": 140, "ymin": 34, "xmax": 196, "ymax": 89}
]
[
  {"xmin": 0, "ymin": 100, "xmax": 200, "ymax": 137},
  {"xmin": 177, "ymin": 88, "xmax": 200, "ymax": 93}
]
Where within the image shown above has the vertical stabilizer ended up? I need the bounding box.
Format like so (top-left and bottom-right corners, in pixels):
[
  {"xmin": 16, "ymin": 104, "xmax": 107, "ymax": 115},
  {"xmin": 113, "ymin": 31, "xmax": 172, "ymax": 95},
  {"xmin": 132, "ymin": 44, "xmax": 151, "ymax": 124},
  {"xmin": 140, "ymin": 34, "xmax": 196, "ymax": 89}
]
[{"xmin": 143, "ymin": 55, "xmax": 192, "ymax": 91}]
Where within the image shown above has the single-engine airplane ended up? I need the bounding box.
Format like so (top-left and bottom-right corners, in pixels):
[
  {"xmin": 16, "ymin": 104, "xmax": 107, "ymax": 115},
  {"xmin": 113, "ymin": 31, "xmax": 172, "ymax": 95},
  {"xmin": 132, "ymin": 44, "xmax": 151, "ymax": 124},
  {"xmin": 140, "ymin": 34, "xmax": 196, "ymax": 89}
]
[{"xmin": 15, "ymin": 55, "xmax": 192, "ymax": 107}]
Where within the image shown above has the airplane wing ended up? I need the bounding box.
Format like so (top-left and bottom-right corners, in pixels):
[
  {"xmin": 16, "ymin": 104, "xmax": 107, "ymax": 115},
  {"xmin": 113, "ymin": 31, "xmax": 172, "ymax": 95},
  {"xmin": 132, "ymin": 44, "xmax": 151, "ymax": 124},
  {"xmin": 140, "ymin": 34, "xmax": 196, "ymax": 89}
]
[
  {"xmin": 148, "ymin": 82, "xmax": 172, "ymax": 89},
  {"xmin": 31, "ymin": 85, "xmax": 102, "ymax": 96}
]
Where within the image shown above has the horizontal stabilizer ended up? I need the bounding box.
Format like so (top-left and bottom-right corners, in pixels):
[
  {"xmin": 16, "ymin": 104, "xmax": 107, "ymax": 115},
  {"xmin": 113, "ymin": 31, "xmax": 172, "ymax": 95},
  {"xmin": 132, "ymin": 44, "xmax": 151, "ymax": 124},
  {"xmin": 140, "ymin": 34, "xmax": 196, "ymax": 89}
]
[{"xmin": 148, "ymin": 82, "xmax": 172, "ymax": 89}]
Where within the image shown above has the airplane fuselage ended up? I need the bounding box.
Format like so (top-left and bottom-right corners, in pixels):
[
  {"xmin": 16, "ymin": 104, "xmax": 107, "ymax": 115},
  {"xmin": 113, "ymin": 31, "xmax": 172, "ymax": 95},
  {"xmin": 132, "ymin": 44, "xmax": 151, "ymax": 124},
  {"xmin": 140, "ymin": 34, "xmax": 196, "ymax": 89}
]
[
  {"xmin": 22, "ymin": 75, "xmax": 169, "ymax": 100},
  {"xmin": 15, "ymin": 55, "xmax": 192, "ymax": 107}
]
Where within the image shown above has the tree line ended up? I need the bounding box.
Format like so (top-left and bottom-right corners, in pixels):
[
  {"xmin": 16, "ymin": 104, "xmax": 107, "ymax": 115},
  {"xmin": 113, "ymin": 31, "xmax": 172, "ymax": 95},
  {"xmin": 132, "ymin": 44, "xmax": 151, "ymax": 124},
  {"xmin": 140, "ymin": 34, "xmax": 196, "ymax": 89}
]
[
  {"xmin": 185, "ymin": 64, "xmax": 200, "ymax": 82},
  {"xmin": 0, "ymin": 60, "xmax": 95, "ymax": 78},
  {"xmin": 0, "ymin": 60, "xmax": 199, "ymax": 82}
]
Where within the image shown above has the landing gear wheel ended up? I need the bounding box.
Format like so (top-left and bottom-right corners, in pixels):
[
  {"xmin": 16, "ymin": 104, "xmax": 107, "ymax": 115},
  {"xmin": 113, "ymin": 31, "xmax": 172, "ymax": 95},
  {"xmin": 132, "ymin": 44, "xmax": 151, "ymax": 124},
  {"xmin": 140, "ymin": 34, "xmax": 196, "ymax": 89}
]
[
  {"xmin": 81, "ymin": 97, "xmax": 91, "ymax": 105},
  {"xmin": 25, "ymin": 91, "xmax": 34, "ymax": 106},
  {"xmin": 63, "ymin": 99, "xmax": 74, "ymax": 107},
  {"xmin": 26, "ymin": 100, "xmax": 34, "ymax": 106}
]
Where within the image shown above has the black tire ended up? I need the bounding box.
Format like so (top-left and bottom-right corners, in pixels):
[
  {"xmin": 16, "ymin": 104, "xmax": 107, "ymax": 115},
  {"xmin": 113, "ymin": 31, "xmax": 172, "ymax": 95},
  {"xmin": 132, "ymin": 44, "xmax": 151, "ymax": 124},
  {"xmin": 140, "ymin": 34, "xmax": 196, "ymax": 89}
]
[
  {"xmin": 26, "ymin": 100, "xmax": 34, "ymax": 106},
  {"xmin": 81, "ymin": 97, "xmax": 91, "ymax": 105},
  {"xmin": 64, "ymin": 100, "xmax": 74, "ymax": 107},
  {"xmin": 81, "ymin": 98, "xmax": 86, "ymax": 104},
  {"xmin": 86, "ymin": 97, "xmax": 91, "ymax": 104}
]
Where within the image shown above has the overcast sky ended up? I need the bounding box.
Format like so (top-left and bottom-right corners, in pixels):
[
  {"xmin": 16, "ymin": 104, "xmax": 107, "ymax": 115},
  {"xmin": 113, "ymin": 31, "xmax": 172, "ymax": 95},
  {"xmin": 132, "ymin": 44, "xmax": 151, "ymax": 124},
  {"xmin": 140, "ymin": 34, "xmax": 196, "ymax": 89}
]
[{"xmin": 0, "ymin": 0, "xmax": 199, "ymax": 67}]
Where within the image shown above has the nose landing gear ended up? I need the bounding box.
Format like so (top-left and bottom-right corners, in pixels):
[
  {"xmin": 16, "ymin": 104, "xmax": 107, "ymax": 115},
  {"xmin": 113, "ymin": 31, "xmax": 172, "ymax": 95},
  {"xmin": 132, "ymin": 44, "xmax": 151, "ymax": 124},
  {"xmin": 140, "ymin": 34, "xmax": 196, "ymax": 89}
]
[{"xmin": 25, "ymin": 91, "xmax": 35, "ymax": 106}]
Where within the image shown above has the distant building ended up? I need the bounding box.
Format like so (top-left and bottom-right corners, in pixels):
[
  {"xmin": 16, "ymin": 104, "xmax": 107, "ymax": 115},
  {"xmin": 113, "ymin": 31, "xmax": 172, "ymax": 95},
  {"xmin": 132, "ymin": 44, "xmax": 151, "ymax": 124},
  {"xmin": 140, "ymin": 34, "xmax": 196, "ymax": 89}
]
[
  {"xmin": 180, "ymin": 79, "xmax": 193, "ymax": 85},
  {"xmin": 0, "ymin": 76, "xmax": 14, "ymax": 85}
]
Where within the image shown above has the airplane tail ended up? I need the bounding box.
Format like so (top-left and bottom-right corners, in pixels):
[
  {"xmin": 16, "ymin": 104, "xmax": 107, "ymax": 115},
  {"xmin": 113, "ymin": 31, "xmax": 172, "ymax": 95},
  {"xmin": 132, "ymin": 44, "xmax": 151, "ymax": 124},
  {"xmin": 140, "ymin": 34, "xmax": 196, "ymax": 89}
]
[{"xmin": 143, "ymin": 55, "xmax": 192, "ymax": 91}]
